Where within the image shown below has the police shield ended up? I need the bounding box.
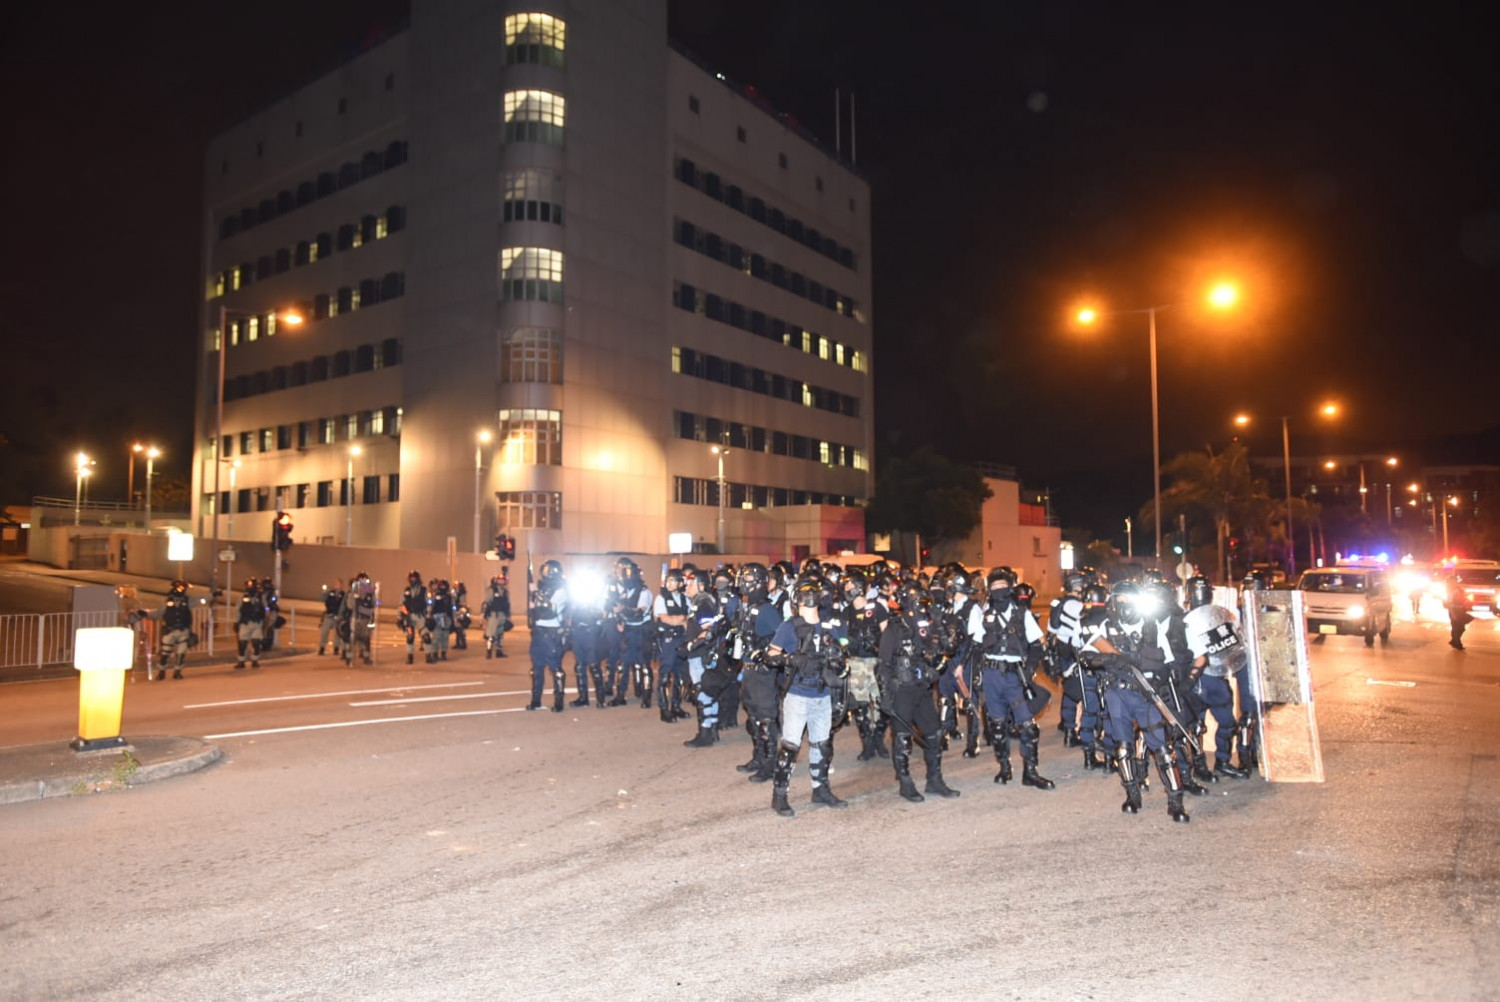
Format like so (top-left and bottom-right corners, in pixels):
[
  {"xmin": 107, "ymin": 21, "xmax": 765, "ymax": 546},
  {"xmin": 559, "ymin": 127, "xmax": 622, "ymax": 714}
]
[{"xmin": 1239, "ymin": 588, "xmax": 1325, "ymax": 783}]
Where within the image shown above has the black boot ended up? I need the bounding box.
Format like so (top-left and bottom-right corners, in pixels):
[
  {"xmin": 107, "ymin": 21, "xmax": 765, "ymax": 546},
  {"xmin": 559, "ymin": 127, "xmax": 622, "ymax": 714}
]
[
  {"xmin": 737, "ymin": 719, "xmax": 759, "ymax": 773},
  {"xmin": 962, "ymin": 705, "xmax": 981, "ymax": 758},
  {"xmin": 991, "ymin": 721, "xmax": 1013, "ymax": 785},
  {"xmin": 1157, "ymin": 749, "xmax": 1191, "ymax": 823},
  {"xmin": 855, "ymin": 705, "xmax": 878, "ymax": 762},
  {"xmin": 571, "ymin": 671, "xmax": 590, "ymax": 708},
  {"xmin": 1083, "ymin": 745, "xmax": 1107, "ymax": 771},
  {"xmin": 1019, "ymin": 722, "xmax": 1055, "ymax": 790},
  {"xmin": 924, "ymin": 740, "xmax": 960, "ymax": 799},
  {"xmin": 748, "ymin": 720, "xmax": 777, "ymax": 783},
  {"xmin": 1064, "ymin": 728, "xmax": 1082, "ymax": 748},
  {"xmin": 640, "ymin": 665, "xmax": 654, "ymax": 709},
  {"xmin": 683, "ymin": 703, "xmax": 717, "ymax": 747},
  {"xmin": 771, "ymin": 743, "xmax": 797, "ymax": 817},
  {"xmin": 1236, "ymin": 714, "xmax": 1259, "ymax": 774},
  {"xmin": 1215, "ymin": 758, "xmax": 1250, "ymax": 780},
  {"xmin": 1117, "ymin": 746, "xmax": 1142, "ymax": 814},
  {"xmin": 810, "ymin": 741, "xmax": 847, "ymax": 808},
  {"xmin": 1191, "ymin": 748, "xmax": 1219, "ymax": 785},
  {"xmin": 551, "ymin": 673, "xmax": 565, "ymax": 713},
  {"xmin": 893, "ymin": 733, "xmax": 924, "ymax": 803},
  {"xmin": 871, "ymin": 711, "xmax": 891, "ymax": 758},
  {"xmin": 670, "ymin": 678, "xmax": 689, "ymax": 719}
]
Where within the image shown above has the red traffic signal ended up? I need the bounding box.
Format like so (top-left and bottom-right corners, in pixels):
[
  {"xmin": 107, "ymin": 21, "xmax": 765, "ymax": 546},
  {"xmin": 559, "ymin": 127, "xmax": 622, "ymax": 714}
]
[{"xmin": 272, "ymin": 512, "xmax": 295, "ymax": 551}]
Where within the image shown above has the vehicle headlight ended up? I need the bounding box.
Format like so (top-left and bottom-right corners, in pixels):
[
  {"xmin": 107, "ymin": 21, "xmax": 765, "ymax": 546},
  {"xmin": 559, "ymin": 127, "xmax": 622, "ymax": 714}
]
[{"xmin": 1347, "ymin": 604, "xmax": 1365, "ymax": 619}]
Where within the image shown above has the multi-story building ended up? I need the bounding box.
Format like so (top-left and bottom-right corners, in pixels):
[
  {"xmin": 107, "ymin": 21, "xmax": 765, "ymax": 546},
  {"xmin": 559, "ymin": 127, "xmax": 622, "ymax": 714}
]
[{"xmin": 194, "ymin": 0, "xmax": 874, "ymax": 561}]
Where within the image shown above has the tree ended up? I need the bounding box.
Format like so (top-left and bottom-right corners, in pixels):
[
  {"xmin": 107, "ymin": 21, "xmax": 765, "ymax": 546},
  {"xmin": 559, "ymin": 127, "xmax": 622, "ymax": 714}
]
[
  {"xmin": 1146, "ymin": 443, "xmax": 1290, "ymax": 582},
  {"xmin": 866, "ymin": 445, "xmax": 992, "ymax": 547}
]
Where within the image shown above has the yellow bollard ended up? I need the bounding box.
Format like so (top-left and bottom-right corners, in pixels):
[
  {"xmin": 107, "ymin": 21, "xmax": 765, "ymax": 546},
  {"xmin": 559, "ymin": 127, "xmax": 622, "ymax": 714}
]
[{"xmin": 72, "ymin": 627, "xmax": 133, "ymax": 752}]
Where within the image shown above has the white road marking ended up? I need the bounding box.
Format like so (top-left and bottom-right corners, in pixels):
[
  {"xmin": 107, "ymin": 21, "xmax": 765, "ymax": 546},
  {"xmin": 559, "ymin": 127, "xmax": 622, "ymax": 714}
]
[
  {"xmin": 205, "ymin": 707, "xmax": 525, "ymax": 739},
  {"xmin": 183, "ymin": 681, "xmax": 484, "ymax": 710},
  {"xmin": 349, "ymin": 687, "xmax": 576, "ymax": 707},
  {"xmin": 1365, "ymin": 678, "xmax": 1418, "ymax": 687}
]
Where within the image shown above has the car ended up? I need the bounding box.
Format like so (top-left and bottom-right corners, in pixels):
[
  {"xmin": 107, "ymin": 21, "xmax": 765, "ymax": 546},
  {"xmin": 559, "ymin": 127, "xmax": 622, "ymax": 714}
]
[{"xmin": 1297, "ymin": 565, "xmax": 1394, "ymax": 647}]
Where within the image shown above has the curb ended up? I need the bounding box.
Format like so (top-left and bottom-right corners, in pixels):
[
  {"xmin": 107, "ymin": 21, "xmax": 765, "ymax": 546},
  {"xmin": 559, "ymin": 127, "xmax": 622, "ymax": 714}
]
[{"xmin": 0, "ymin": 737, "xmax": 224, "ymax": 805}]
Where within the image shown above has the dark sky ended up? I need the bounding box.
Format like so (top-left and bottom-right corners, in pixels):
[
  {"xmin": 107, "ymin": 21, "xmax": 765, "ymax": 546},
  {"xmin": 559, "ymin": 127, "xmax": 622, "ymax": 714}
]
[{"xmin": 4, "ymin": 1, "xmax": 1496, "ymax": 537}]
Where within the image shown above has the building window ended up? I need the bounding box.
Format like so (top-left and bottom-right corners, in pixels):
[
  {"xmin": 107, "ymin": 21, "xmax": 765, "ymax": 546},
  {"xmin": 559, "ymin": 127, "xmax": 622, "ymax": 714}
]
[
  {"xmin": 295, "ymin": 484, "xmax": 309, "ymax": 508},
  {"xmin": 363, "ymin": 476, "xmax": 381, "ymax": 504},
  {"xmin": 319, "ymin": 418, "xmax": 336, "ymax": 445},
  {"xmin": 503, "ymin": 90, "xmax": 566, "ymax": 145},
  {"xmin": 505, "ymin": 12, "xmax": 566, "ymax": 68},
  {"xmin": 277, "ymin": 425, "xmax": 293, "ymax": 450},
  {"xmin": 501, "ymin": 328, "xmax": 563, "ymax": 384},
  {"xmin": 500, "ymin": 247, "xmax": 564, "ymax": 303},
  {"xmin": 502, "ymin": 168, "xmax": 564, "ymax": 225},
  {"xmin": 317, "ymin": 481, "xmax": 333, "ymax": 506},
  {"xmin": 498, "ymin": 408, "xmax": 562, "ymax": 465},
  {"xmin": 388, "ymin": 473, "xmax": 400, "ymax": 501},
  {"xmin": 497, "ymin": 490, "xmax": 562, "ymax": 530}
]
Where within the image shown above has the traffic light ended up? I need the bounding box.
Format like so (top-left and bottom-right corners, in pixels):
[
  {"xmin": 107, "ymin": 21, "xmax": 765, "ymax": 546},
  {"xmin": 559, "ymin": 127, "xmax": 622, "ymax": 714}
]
[
  {"xmin": 272, "ymin": 512, "xmax": 294, "ymax": 551},
  {"xmin": 495, "ymin": 534, "xmax": 516, "ymax": 561}
]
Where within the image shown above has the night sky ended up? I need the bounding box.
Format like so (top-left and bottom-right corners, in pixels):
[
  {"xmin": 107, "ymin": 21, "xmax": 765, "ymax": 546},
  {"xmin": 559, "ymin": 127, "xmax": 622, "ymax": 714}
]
[{"xmin": 4, "ymin": 1, "xmax": 1496, "ymax": 537}]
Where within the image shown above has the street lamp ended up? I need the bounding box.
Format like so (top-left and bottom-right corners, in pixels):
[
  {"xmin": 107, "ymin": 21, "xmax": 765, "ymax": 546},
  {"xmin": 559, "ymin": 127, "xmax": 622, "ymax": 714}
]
[
  {"xmin": 1234, "ymin": 402, "xmax": 1337, "ymax": 577},
  {"xmin": 143, "ymin": 446, "xmax": 161, "ymax": 532},
  {"xmin": 209, "ymin": 305, "xmax": 303, "ymax": 587},
  {"xmin": 73, "ymin": 452, "xmax": 92, "ymax": 526},
  {"xmin": 1384, "ymin": 457, "xmax": 1398, "ymax": 525},
  {"xmin": 346, "ymin": 445, "xmax": 362, "ymax": 546},
  {"xmin": 1442, "ymin": 495, "xmax": 1458, "ymax": 554},
  {"xmin": 128, "ymin": 442, "xmax": 144, "ymax": 511},
  {"xmin": 1077, "ymin": 282, "xmax": 1239, "ymax": 567},
  {"xmin": 474, "ymin": 429, "xmax": 492, "ymax": 554},
  {"xmin": 226, "ymin": 459, "xmax": 241, "ymax": 539},
  {"xmin": 711, "ymin": 444, "xmax": 730, "ymax": 555}
]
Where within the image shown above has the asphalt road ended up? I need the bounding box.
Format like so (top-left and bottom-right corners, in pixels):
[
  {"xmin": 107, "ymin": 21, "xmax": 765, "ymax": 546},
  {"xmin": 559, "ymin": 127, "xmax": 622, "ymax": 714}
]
[{"xmin": 2, "ymin": 598, "xmax": 1499, "ymax": 1000}]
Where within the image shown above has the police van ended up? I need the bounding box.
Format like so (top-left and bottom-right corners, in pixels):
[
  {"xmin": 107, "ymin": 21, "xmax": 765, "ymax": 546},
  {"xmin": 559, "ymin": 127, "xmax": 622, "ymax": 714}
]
[
  {"xmin": 1298, "ymin": 561, "xmax": 1394, "ymax": 646},
  {"xmin": 1435, "ymin": 559, "xmax": 1500, "ymax": 618}
]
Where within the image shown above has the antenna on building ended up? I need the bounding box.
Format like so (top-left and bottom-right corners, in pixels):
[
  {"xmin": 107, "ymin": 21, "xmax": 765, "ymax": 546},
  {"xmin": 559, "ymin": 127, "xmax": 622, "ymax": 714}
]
[{"xmin": 834, "ymin": 88, "xmax": 841, "ymax": 156}]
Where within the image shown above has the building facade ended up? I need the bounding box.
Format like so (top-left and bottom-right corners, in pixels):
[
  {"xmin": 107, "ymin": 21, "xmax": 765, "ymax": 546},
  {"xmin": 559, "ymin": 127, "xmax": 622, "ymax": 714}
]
[{"xmin": 194, "ymin": 0, "xmax": 874, "ymax": 560}]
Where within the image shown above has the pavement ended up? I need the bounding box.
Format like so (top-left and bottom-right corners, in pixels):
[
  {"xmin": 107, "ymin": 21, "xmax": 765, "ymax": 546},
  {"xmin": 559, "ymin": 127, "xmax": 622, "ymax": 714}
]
[{"xmin": 0, "ymin": 734, "xmax": 222, "ymax": 805}]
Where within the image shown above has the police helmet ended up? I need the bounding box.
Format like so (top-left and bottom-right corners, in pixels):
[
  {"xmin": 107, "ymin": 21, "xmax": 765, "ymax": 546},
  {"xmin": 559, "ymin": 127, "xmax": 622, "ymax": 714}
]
[
  {"xmin": 1082, "ymin": 583, "xmax": 1109, "ymax": 607},
  {"xmin": 663, "ymin": 568, "xmax": 686, "ymax": 589},
  {"xmin": 794, "ymin": 579, "xmax": 822, "ymax": 609},
  {"xmin": 490, "ymin": 575, "xmax": 505, "ymax": 592},
  {"xmin": 947, "ymin": 569, "xmax": 975, "ymax": 596},
  {"xmin": 771, "ymin": 560, "xmax": 797, "ymax": 590},
  {"xmin": 1186, "ymin": 575, "xmax": 1214, "ymax": 609},
  {"xmin": 842, "ymin": 568, "xmax": 868, "ymax": 594},
  {"xmin": 1014, "ymin": 582, "xmax": 1037, "ymax": 609},
  {"xmin": 895, "ymin": 582, "xmax": 928, "ymax": 615},
  {"xmin": 987, "ymin": 566, "xmax": 1017, "ymax": 591},
  {"xmin": 799, "ymin": 557, "xmax": 822, "ymax": 577},
  {"xmin": 244, "ymin": 577, "xmax": 260, "ymax": 592},
  {"xmin": 1063, "ymin": 571, "xmax": 1088, "ymax": 595},
  {"xmin": 1140, "ymin": 578, "xmax": 1178, "ymax": 617},
  {"xmin": 738, "ymin": 562, "xmax": 768, "ymax": 595},
  {"xmin": 408, "ymin": 570, "xmax": 423, "ymax": 585},
  {"xmin": 1242, "ymin": 569, "xmax": 1270, "ymax": 591},
  {"xmin": 170, "ymin": 579, "xmax": 187, "ymax": 593},
  {"xmin": 541, "ymin": 559, "xmax": 564, "ymax": 581},
  {"xmin": 1109, "ymin": 581, "xmax": 1143, "ymax": 624}
]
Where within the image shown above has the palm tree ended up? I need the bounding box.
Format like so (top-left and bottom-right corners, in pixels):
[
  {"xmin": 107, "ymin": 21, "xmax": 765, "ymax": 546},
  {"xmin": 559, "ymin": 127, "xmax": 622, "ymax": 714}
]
[{"xmin": 1145, "ymin": 444, "xmax": 1275, "ymax": 582}]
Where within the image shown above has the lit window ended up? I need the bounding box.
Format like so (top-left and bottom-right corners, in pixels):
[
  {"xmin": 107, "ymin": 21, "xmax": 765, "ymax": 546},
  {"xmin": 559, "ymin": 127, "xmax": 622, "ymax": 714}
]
[
  {"xmin": 819, "ymin": 442, "xmax": 832, "ymax": 466},
  {"xmin": 851, "ymin": 350, "xmax": 867, "ymax": 373},
  {"xmin": 345, "ymin": 415, "xmax": 358, "ymax": 440},
  {"xmin": 503, "ymin": 90, "xmax": 566, "ymax": 144},
  {"xmin": 266, "ymin": 313, "xmax": 277, "ymax": 336},
  {"xmin": 247, "ymin": 317, "xmax": 260, "ymax": 342},
  {"xmin": 502, "ymin": 168, "xmax": 564, "ymax": 225},
  {"xmin": 498, "ymin": 408, "xmax": 562, "ymax": 465},
  {"xmin": 231, "ymin": 267, "xmax": 242, "ymax": 291},
  {"xmin": 496, "ymin": 490, "xmax": 563, "ymax": 529},
  {"xmin": 351, "ymin": 229, "xmax": 363, "ymax": 249},
  {"xmin": 853, "ymin": 450, "xmax": 868, "ymax": 472},
  {"xmin": 215, "ymin": 274, "xmax": 226, "ymax": 297},
  {"xmin": 501, "ymin": 328, "xmax": 564, "ymax": 384},
  {"xmin": 500, "ymin": 247, "xmax": 564, "ymax": 303},
  {"xmin": 505, "ymin": 13, "xmax": 566, "ymax": 68},
  {"xmin": 308, "ymin": 241, "xmax": 319, "ymax": 264},
  {"xmin": 370, "ymin": 409, "xmax": 385, "ymax": 435},
  {"xmin": 376, "ymin": 216, "xmax": 388, "ymax": 239}
]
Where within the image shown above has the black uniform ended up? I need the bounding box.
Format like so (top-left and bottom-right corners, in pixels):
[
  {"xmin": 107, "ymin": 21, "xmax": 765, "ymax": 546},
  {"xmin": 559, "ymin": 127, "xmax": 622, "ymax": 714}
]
[{"xmin": 876, "ymin": 599, "xmax": 961, "ymax": 803}]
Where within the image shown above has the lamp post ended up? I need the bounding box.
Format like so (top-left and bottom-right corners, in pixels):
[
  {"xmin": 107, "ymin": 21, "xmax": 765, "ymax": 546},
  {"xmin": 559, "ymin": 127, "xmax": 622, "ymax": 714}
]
[
  {"xmin": 1077, "ymin": 281, "xmax": 1238, "ymax": 567},
  {"xmin": 1124, "ymin": 516, "xmax": 1133, "ymax": 558},
  {"xmin": 1235, "ymin": 403, "xmax": 1338, "ymax": 577},
  {"xmin": 711, "ymin": 444, "xmax": 730, "ymax": 555},
  {"xmin": 209, "ymin": 304, "xmax": 302, "ymax": 588},
  {"xmin": 143, "ymin": 446, "xmax": 160, "ymax": 532},
  {"xmin": 73, "ymin": 452, "xmax": 91, "ymax": 526},
  {"xmin": 346, "ymin": 445, "xmax": 362, "ymax": 546},
  {"xmin": 128, "ymin": 442, "xmax": 143, "ymax": 511},
  {"xmin": 474, "ymin": 429, "xmax": 492, "ymax": 554},
  {"xmin": 1442, "ymin": 495, "xmax": 1457, "ymax": 553}
]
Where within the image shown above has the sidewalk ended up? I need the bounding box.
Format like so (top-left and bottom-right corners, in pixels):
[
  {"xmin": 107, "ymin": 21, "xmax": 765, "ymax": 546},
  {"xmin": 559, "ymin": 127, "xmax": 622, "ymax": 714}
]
[{"xmin": 0, "ymin": 735, "xmax": 223, "ymax": 805}]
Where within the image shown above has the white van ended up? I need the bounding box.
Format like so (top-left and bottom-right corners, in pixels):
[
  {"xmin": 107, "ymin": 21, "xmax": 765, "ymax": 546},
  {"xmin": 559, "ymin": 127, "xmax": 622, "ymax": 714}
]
[{"xmin": 1298, "ymin": 565, "xmax": 1394, "ymax": 646}]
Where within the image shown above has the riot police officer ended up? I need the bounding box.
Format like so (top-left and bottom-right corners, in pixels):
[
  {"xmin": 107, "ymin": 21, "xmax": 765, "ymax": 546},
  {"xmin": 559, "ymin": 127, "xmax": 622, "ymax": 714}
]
[
  {"xmin": 400, "ymin": 570, "xmax": 428, "ymax": 665},
  {"xmin": 876, "ymin": 583, "xmax": 960, "ymax": 802},
  {"xmin": 1182, "ymin": 575, "xmax": 1251, "ymax": 780},
  {"xmin": 1083, "ymin": 581, "xmax": 1192, "ymax": 822},
  {"xmin": 528, "ymin": 560, "xmax": 569, "ymax": 712},
  {"xmin": 730, "ymin": 563, "xmax": 786, "ymax": 779},
  {"xmin": 427, "ymin": 579, "xmax": 454, "ymax": 663},
  {"xmin": 482, "ymin": 575, "xmax": 511, "ymax": 659},
  {"xmin": 681, "ymin": 568, "xmax": 729, "ymax": 747},
  {"xmin": 607, "ymin": 559, "xmax": 654, "ymax": 707},
  {"xmin": 260, "ymin": 577, "xmax": 282, "ymax": 650},
  {"xmin": 452, "ymin": 582, "xmax": 470, "ymax": 650},
  {"xmin": 975, "ymin": 567, "xmax": 1054, "ymax": 791},
  {"xmin": 764, "ymin": 580, "xmax": 850, "ymax": 816},
  {"xmin": 842, "ymin": 570, "xmax": 889, "ymax": 762},
  {"xmin": 319, "ymin": 579, "xmax": 346, "ymax": 657},
  {"xmin": 566, "ymin": 571, "xmax": 609, "ymax": 707},
  {"xmin": 341, "ymin": 572, "xmax": 377, "ymax": 666},
  {"xmin": 1140, "ymin": 577, "xmax": 1208, "ymax": 798},
  {"xmin": 158, "ymin": 579, "xmax": 195, "ymax": 679},
  {"xmin": 653, "ymin": 568, "xmax": 692, "ymax": 722},
  {"xmin": 1049, "ymin": 571, "xmax": 1100, "ymax": 766},
  {"xmin": 235, "ymin": 577, "xmax": 266, "ymax": 669}
]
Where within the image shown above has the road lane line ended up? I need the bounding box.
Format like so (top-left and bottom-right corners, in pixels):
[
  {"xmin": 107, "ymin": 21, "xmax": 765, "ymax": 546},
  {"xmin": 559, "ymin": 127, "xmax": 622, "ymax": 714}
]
[
  {"xmin": 183, "ymin": 681, "xmax": 485, "ymax": 710},
  {"xmin": 1365, "ymin": 678, "xmax": 1418, "ymax": 687},
  {"xmin": 205, "ymin": 707, "xmax": 526, "ymax": 739},
  {"xmin": 349, "ymin": 687, "xmax": 576, "ymax": 707}
]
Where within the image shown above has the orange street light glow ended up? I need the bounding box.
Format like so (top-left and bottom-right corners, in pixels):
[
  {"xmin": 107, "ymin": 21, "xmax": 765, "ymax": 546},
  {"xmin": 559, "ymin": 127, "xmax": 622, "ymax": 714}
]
[
  {"xmin": 1076, "ymin": 308, "xmax": 1098, "ymax": 325},
  {"xmin": 1324, "ymin": 460, "xmax": 1337, "ymax": 470},
  {"xmin": 280, "ymin": 310, "xmax": 305, "ymax": 325},
  {"xmin": 1233, "ymin": 414, "xmax": 1251, "ymax": 427},
  {"xmin": 1321, "ymin": 402, "xmax": 1339, "ymax": 417},
  {"xmin": 1208, "ymin": 282, "xmax": 1239, "ymax": 309}
]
